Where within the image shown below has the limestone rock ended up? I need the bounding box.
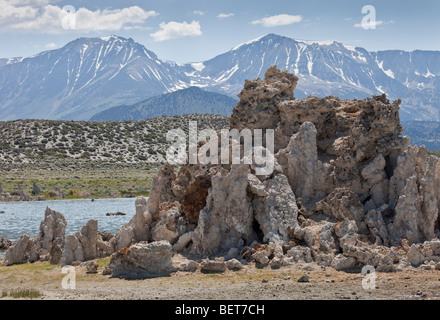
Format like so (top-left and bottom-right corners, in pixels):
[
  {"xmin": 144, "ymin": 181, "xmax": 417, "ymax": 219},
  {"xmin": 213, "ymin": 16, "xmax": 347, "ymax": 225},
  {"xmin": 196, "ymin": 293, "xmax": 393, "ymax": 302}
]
[
  {"xmin": 191, "ymin": 165, "xmax": 253, "ymax": 255},
  {"xmin": 297, "ymin": 274, "xmax": 310, "ymax": 283},
  {"xmin": 104, "ymin": 241, "xmax": 175, "ymax": 278},
  {"xmin": 226, "ymin": 258, "xmax": 243, "ymax": 271},
  {"xmin": 82, "ymin": 261, "xmax": 99, "ymax": 274},
  {"xmin": 111, "ymin": 196, "xmax": 153, "ymax": 251},
  {"xmin": 0, "ymin": 238, "xmax": 13, "ymax": 251},
  {"xmin": 132, "ymin": 196, "xmax": 152, "ymax": 242},
  {"xmin": 175, "ymin": 258, "xmax": 199, "ymax": 272},
  {"xmin": 252, "ymin": 173, "xmax": 301, "ymax": 243},
  {"xmin": 151, "ymin": 203, "xmax": 185, "ymax": 245},
  {"xmin": 61, "ymin": 219, "xmax": 111, "ymax": 266},
  {"xmin": 77, "ymin": 220, "xmax": 98, "ymax": 261},
  {"xmin": 62, "ymin": 234, "xmax": 84, "ymax": 266},
  {"xmin": 147, "ymin": 164, "xmax": 176, "ymax": 218},
  {"xmin": 3, "ymin": 207, "xmax": 67, "ymax": 265},
  {"xmin": 365, "ymin": 207, "xmax": 390, "ymax": 246},
  {"xmin": 225, "ymin": 247, "xmax": 240, "ymax": 260},
  {"xmin": 4, "ymin": 65, "xmax": 437, "ymax": 274},
  {"xmin": 331, "ymin": 254, "xmax": 357, "ymax": 271},
  {"xmin": 302, "ymin": 222, "xmax": 339, "ymax": 266},
  {"xmin": 39, "ymin": 207, "xmax": 67, "ymax": 262},
  {"xmin": 106, "ymin": 212, "xmax": 126, "ymax": 216},
  {"xmin": 230, "ymin": 66, "xmax": 298, "ymax": 144},
  {"xmin": 49, "ymin": 238, "xmax": 64, "ymax": 265},
  {"xmin": 315, "ymin": 188, "xmax": 365, "ymax": 232},
  {"xmin": 2, "ymin": 234, "xmax": 40, "ymax": 266},
  {"xmin": 277, "ymin": 121, "xmax": 328, "ymax": 203},
  {"xmin": 251, "ymin": 251, "xmax": 270, "ymax": 267},
  {"xmin": 408, "ymin": 244, "xmax": 425, "ymax": 267},
  {"xmin": 335, "ymin": 218, "xmax": 395, "ymax": 270},
  {"xmin": 112, "ymin": 224, "xmax": 135, "ymax": 252},
  {"xmin": 200, "ymin": 260, "xmax": 226, "ymax": 274},
  {"xmin": 172, "ymin": 231, "xmax": 194, "ymax": 252},
  {"xmin": 286, "ymin": 246, "xmax": 313, "ymax": 263}
]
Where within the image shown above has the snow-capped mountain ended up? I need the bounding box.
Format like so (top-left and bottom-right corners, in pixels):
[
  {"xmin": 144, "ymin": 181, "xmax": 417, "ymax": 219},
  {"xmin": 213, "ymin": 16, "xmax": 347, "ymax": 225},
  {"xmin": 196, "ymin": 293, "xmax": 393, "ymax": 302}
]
[
  {"xmin": 0, "ymin": 34, "xmax": 439, "ymax": 121},
  {"xmin": 0, "ymin": 36, "xmax": 193, "ymax": 120},
  {"xmin": 191, "ymin": 34, "xmax": 439, "ymax": 121}
]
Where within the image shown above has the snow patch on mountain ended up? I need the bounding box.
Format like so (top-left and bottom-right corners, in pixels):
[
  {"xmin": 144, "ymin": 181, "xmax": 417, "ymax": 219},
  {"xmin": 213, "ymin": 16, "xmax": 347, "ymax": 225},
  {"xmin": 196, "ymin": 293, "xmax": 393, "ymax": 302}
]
[
  {"xmin": 232, "ymin": 35, "xmax": 266, "ymax": 51},
  {"xmin": 191, "ymin": 62, "xmax": 205, "ymax": 72}
]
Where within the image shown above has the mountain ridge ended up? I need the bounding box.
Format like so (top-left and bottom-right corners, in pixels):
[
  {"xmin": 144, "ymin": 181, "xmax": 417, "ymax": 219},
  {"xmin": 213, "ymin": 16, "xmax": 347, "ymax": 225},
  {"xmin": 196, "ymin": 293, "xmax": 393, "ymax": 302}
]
[
  {"xmin": 89, "ymin": 86, "xmax": 238, "ymax": 121},
  {"xmin": 0, "ymin": 33, "xmax": 439, "ymax": 121}
]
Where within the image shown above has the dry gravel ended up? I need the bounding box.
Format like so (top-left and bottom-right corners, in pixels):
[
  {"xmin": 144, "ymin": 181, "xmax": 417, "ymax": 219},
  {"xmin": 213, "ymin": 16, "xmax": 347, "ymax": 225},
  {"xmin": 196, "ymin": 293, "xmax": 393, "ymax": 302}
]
[{"xmin": 1, "ymin": 261, "xmax": 440, "ymax": 300}]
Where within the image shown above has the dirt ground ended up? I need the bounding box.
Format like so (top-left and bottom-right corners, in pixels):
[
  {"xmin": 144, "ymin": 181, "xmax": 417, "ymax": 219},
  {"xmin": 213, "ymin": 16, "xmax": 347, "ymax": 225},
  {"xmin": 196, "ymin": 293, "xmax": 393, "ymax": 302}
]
[{"xmin": 1, "ymin": 260, "xmax": 440, "ymax": 300}]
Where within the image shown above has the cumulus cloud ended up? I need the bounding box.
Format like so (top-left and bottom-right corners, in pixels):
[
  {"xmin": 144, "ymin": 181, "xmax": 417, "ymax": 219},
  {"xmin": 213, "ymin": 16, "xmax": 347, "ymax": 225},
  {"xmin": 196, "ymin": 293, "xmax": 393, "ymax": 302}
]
[
  {"xmin": 193, "ymin": 10, "xmax": 204, "ymax": 16},
  {"xmin": 0, "ymin": 0, "xmax": 158, "ymax": 33},
  {"xmin": 217, "ymin": 13, "xmax": 234, "ymax": 19},
  {"xmin": 150, "ymin": 20, "xmax": 202, "ymax": 41},
  {"xmin": 252, "ymin": 14, "xmax": 302, "ymax": 27}
]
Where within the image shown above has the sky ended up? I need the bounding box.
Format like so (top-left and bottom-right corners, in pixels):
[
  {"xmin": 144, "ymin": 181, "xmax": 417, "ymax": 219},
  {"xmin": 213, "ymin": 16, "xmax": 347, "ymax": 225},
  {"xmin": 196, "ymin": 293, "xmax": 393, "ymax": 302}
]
[{"xmin": 0, "ymin": 0, "xmax": 439, "ymax": 63}]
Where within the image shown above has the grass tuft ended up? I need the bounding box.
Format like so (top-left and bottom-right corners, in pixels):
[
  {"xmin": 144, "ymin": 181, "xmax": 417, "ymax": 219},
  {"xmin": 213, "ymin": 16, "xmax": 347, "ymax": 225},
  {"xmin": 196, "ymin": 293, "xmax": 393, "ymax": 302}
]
[
  {"xmin": 97, "ymin": 257, "xmax": 111, "ymax": 268},
  {"xmin": 3, "ymin": 288, "xmax": 43, "ymax": 299}
]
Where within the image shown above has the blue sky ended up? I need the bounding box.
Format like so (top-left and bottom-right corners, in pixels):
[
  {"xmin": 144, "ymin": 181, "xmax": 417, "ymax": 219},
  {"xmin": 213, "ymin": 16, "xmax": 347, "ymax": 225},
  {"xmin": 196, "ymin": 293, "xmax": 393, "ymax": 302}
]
[{"xmin": 0, "ymin": 0, "xmax": 439, "ymax": 62}]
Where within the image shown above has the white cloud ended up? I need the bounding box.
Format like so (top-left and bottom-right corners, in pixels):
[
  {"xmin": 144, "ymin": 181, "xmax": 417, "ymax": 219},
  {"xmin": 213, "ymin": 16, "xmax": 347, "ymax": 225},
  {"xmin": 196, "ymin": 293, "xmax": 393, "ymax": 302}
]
[
  {"xmin": 217, "ymin": 13, "xmax": 234, "ymax": 19},
  {"xmin": 193, "ymin": 10, "xmax": 204, "ymax": 16},
  {"xmin": 252, "ymin": 14, "xmax": 302, "ymax": 27},
  {"xmin": 0, "ymin": 1, "xmax": 158, "ymax": 33},
  {"xmin": 74, "ymin": 7, "xmax": 158, "ymax": 31},
  {"xmin": 150, "ymin": 20, "xmax": 202, "ymax": 41}
]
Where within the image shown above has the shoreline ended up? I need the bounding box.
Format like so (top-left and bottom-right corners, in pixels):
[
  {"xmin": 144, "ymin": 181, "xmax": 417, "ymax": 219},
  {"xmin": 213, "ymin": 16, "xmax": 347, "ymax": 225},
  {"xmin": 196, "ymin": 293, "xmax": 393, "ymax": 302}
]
[{"xmin": 0, "ymin": 194, "xmax": 148, "ymax": 203}]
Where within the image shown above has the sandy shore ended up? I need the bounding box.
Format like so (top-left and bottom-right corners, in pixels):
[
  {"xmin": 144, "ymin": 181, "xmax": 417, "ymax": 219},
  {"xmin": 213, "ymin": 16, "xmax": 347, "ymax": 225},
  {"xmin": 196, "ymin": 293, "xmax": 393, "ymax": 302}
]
[{"xmin": 1, "ymin": 260, "xmax": 440, "ymax": 300}]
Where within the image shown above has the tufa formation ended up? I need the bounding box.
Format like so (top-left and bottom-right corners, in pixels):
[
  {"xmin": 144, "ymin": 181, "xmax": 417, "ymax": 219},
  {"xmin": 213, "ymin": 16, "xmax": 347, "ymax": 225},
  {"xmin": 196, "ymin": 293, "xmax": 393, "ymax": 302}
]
[{"xmin": 3, "ymin": 66, "xmax": 440, "ymax": 276}]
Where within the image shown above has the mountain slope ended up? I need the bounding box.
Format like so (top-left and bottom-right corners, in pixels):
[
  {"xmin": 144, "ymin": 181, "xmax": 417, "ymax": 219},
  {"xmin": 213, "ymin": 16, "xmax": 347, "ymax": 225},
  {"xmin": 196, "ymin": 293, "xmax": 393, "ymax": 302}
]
[
  {"xmin": 0, "ymin": 34, "xmax": 439, "ymax": 121},
  {"xmin": 0, "ymin": 114, "xmax": 229, "ymax": 165},
  {"xmin": 90, "ymin": 87, "xmax": 238, "ymax": 121},
  {"xmin": 188, "ymin": 34, "xmax": 433, "ymax": 120},
  {"xmin": 0, "ymin": 36, "xmax": 192, "ymax": 120},
  {"xmin": 401, "ymin": 121, "xmax": 440, "ymax": 150}
]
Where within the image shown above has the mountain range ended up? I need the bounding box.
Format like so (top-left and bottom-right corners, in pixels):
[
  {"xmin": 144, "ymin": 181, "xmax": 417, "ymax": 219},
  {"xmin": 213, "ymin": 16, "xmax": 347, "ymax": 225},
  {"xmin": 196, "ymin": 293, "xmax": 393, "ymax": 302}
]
[{"xmin": 0, "ymin": 34, "xmax": 439, "ymax": 121}]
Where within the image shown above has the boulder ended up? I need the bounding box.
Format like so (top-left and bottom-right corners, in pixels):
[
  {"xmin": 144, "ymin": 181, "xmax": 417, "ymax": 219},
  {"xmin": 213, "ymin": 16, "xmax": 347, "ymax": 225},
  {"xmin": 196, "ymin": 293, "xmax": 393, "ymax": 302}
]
[
  {"xmin": 175, "ymin": 259, "xmax": 199, "ymax": 272},
  {"xmin": 200, "ymin": 260, "xmax": 227, "ymax": 274},
  {"xmin": 226, "ymin": 258, "xmax": 243, "ymax": 271},
  {"xmin": 106, "ymin": 212, "xmax": 126, "ymax": 216},
  {"xmin": 103, "ymin": 241, "xmax": 175, "ymax": 278},
  {"xmin": 331, "ymin": 254, "xmax": 358, "ymax": 271}
]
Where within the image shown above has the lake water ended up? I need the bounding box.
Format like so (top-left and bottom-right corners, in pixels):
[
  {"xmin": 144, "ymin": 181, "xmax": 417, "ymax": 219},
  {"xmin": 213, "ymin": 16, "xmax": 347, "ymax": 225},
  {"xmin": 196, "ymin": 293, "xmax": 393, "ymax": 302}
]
[{"xmin": 0, "ymin": 198, "xmax": 139, "ymax": 243}]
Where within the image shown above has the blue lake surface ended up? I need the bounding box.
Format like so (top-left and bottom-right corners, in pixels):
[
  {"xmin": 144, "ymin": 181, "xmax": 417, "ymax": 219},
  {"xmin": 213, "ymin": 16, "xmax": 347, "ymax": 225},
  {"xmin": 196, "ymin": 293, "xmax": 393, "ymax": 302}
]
[{"xmin": 0, "ymin": 197, "xmax": 139, "ymax": 242}]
